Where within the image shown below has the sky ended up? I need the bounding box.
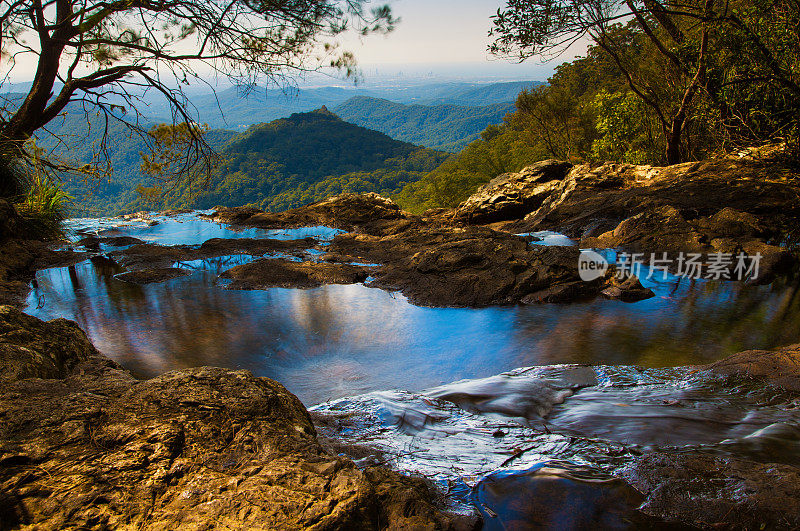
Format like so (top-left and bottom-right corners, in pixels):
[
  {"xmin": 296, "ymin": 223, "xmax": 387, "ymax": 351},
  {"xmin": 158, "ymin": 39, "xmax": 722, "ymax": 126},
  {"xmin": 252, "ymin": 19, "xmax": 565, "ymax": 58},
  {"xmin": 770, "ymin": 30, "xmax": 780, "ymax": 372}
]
[
  {"xmin": 2, "ymin": 0, "xmax": 586, "ymax": 86},
  {"xmin": 339, "ymin": 0, "xmax": 579, "ymax": 82}
]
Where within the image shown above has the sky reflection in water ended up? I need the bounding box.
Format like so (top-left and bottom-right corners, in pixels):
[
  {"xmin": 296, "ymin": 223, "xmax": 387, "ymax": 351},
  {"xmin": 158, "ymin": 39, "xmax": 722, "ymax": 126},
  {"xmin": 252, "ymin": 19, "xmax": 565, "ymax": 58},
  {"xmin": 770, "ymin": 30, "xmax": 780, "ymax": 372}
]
[{"xmin": 26, "ymin": 248, "xmax": 800, "ymax": 405}]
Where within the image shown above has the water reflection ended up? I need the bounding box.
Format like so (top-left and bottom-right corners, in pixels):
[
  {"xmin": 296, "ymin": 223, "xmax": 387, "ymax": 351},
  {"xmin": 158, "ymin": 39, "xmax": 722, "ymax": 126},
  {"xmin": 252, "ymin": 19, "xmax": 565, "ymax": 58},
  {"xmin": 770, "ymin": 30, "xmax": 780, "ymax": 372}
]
[{"xmin": 26, "ymin": 254, "xmax": 800, "ymax": 405}]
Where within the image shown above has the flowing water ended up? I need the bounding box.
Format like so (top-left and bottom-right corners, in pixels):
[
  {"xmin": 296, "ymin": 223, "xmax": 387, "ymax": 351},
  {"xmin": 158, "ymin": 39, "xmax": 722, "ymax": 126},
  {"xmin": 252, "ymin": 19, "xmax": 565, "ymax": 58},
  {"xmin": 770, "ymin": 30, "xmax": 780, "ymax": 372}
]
[{"xmin": 23, "ymin": 212, "xmax": 800, "ymax": 526}]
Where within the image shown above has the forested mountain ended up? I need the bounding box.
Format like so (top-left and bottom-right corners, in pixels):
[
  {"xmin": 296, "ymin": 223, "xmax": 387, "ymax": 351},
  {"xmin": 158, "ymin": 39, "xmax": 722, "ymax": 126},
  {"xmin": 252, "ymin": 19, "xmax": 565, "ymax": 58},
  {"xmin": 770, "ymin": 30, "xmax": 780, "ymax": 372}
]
[
  {"xmin": 334, "ymin": 96, "xmax": 515, "ymax": 152},
  {"xmin": 138, "ymin": 81, "xmax": 542, "ymax": 129},
  {"xmin": 411, "ymin": 81, "xmax": 542, "ymax": 106},
  {"xmin": 133, "ymin": 107, "xmax": 449, "ymax": 212}
]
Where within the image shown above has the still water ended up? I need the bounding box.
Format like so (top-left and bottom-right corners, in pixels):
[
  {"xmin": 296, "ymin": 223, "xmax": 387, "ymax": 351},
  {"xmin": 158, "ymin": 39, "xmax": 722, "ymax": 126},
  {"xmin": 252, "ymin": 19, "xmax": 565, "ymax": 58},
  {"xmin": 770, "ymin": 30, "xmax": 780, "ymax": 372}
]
[{"xmin": 25, "ymin": 213, "xmax": 800, "ymax": 405}]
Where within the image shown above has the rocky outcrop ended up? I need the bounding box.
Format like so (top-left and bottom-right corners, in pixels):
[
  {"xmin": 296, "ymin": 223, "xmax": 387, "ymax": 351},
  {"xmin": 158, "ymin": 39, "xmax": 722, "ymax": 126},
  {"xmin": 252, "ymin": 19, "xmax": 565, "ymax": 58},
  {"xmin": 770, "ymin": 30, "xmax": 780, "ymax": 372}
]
[
  {"xmin": 453, "ymin": 157, "xmax": 799, "ymax": 282},
  {"xmin": 329, "ymin": 226, "xmax": 619, "ymax": 307},
  {"xmin": 454, "ymin": 160, "xmax": 574, "ymax": 224},
  {"xmin": 221, "ymin": 259, "xmax": 371, "ymax": 290},
  {"xmin": 209, "ymin": 192, "xmax": 407, "ymax": 232},
  {"xmin": 0, "ymin": 306, "xmax": 471, "ymax": 530}
]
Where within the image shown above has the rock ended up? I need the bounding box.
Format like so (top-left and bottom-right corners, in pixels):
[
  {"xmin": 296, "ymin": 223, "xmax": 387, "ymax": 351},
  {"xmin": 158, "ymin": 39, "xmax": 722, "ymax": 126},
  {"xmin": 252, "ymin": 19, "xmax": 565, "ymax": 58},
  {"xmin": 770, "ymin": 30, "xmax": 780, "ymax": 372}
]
[
  {"xmin": 601, "ymin": 274, "xmax": 655, "ymax": 302},
  {"xmin": 698, "ymin": 343, "xmax": 800, "ymax": 391},
  {"xmin": 108, "ymin": 243, "xmax": 188, "ymax": 270},
  {"xmin": 196, "ymin": 237, "xmax": 317, "ymax": 257},
  {"xmin": 330, "ymin": 225, "xmax": 639, "ymax": 307},
  {"xmin": 209, "ymin": 193, "xmax": 407, "ymax": 232},
  {"xmin": 454, "ymin": 160, "xmax": 573, "ymax": 224},
  {"xmin": 0, "ymin": 306, "xmax": 101, "ymax": 380},
  {"xmin": 619, "ymin": 452, "xmax": 800, "ymax": 529},
  {"xmin": 108, "ymin": 238, "xmax": 318, "ymax": 271},
  {"xmin": 0, "ymin": 310, "xmax": 468, "ymax": 530},
  {"xmin": 0, "ymin": 199, "xmax": 23, "ymax": 241},
  {"xmin": 582, "ymin": 205, "xmax": 706, "ymax": 254},
  {"xmin": 115, "ymin": 267, "xmax": 192, "ymax": 284},
  {"xmin": 220, "ymin": 259, "xmax": 370, "ymax": 290}
]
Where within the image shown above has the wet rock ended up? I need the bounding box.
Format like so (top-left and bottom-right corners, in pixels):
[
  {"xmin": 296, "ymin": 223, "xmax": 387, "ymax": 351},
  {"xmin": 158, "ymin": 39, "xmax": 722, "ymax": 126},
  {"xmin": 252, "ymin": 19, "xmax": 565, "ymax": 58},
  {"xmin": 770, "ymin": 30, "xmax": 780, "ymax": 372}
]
[
  {"xmin": 0, "ymin": 310, "xmax": 467, "ymax": 530},
  {"xmin": 454, "ymin": 160, "xmax": 574, "ymax": 224},
  {"xmin": 210, "ymin": 193, "xmax": 407, "ymax": 232},
  {"xmin": 108, "ymin": 243, "xmax": 188, "ymax": 270},
  {"xmin": 473, "ymin": 461, "xmax": 663, "ymax": 530},
  {"xmin": 329, "ymin": 225, "xmax": 643, "ymax": 307},
  {"xmin": 220, "ymin": 258, "xmax": 370, "ymax": 290},
  {"xmin": 619, "ymin": 452, "xmax": 800, "ymax": 529},
  {"xmin": 427, "ymin": 367, "xmax": 598, "ymax": 421},
  {"xmin": 108, "ymin": 238, "xmax": 320, "ymax": 272},
  {"xmin": 699, "ymin": 343, "xmax": 800, "ymax": 391},
  {"xmin": 195, "ymin": 236, "xmax": 317, "ymax": 257},
  {"xmin": 601, "ymin": 274, "xmax": 655, "ymax": 302},
  {"xmin": 373, "ymin": 236, "xmax": 606, "ymax": 307},
  {"xmin": 115, "ymin": 267, "xmax": 192, "ymax": 284}
]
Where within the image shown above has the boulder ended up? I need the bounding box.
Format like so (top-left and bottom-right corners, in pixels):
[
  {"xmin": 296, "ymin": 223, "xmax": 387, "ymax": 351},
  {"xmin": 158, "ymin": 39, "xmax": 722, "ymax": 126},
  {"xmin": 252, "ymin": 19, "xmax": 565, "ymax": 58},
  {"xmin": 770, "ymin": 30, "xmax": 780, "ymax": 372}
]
[
  {"xmin": 0, "ymin": 306, "xmax": 100, "ymax": 380},
  {"xmin": 601, "ymin": 274, "xmax": 655, "ymax": 302},
  {"xmin": 453, "ymin": 160, "xmax": 573, "ymax": 224}
]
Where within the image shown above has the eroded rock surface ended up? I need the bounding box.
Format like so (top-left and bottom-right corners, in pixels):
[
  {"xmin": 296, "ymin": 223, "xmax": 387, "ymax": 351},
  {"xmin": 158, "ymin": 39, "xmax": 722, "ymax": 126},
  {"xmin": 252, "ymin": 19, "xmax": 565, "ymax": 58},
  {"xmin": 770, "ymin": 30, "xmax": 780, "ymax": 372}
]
[
  {"xmin": 329, "ymin": 226, "xmax": 615, "ymax": 307},
  {"xmin": 454, "ymin": 157, "xmax": 799, "ymax": 280},
  {"xmin": 0, "ymin": 306, "xmax": 471, "ymax": 530}
]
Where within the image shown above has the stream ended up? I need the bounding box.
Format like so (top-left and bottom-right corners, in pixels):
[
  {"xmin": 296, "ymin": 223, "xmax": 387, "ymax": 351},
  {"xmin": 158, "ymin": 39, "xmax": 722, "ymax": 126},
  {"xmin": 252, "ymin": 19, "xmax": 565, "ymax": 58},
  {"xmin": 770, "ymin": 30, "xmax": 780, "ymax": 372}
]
[{"xmin": 23, "ymin": 211, "xmax": 800, "ymax": 527}]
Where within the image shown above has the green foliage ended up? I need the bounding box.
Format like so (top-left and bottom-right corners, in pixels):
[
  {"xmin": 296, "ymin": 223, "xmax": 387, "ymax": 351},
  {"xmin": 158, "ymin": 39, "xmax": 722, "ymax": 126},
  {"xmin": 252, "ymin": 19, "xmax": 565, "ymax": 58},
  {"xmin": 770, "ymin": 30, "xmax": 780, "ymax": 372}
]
[
  {"xmin": 395, "ymin": 125, "xmax": 547, "ymax": 213},
  {"xmin": 591, "ymin": 90, "xmax": 661, "ymax": 164},
  {"xmin": 15, "ymin": 174, "xmax": 72, "ymax": 239}
]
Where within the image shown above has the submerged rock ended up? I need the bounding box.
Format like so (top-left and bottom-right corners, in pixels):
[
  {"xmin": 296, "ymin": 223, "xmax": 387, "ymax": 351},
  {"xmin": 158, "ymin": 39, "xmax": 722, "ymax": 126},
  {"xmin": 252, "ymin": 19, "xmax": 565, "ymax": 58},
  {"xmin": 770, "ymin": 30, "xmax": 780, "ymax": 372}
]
[
  {"xmin": 0, "ymin": 306, "xmax": 469, "ymax": 530},
  {"xmin": 473, "ymin": 461, "xmax": 662, "ymax": 530},
  {"xmin": 619, "ymin": 452, "xmax": 800, "ymax": 528}
]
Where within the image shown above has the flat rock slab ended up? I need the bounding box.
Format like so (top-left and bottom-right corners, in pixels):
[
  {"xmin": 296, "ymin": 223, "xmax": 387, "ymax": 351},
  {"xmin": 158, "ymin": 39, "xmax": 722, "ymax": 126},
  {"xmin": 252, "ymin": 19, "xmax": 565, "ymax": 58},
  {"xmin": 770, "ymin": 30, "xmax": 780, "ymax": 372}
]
[
  {"xmin": 220, "ymin": 259, "xmax": 370, "ymax": 290},
  {"xmin": 115, "ymin": 267, "xmax": 192, "ymax": 284}
]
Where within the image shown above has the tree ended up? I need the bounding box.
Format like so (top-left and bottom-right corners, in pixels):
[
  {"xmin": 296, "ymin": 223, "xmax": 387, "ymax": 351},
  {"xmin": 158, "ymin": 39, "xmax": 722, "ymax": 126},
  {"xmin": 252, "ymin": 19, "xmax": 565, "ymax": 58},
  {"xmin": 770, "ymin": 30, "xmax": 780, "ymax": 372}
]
[
  {"xmin": 0, "ymin": 0, "xmax": 395, "ymax": 197},
  {"xmin": 490, "ymin": 0, "xmax": 800, "ymax": 165}
]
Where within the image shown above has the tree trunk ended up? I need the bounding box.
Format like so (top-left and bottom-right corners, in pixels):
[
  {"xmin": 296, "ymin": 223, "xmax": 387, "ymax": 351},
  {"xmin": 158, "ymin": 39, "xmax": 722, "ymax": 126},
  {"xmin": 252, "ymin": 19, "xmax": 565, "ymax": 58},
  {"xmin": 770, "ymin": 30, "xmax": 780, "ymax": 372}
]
[{"xmin": 665, "ymin": 127, "xmax": 682, "ymax": 165}]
